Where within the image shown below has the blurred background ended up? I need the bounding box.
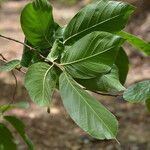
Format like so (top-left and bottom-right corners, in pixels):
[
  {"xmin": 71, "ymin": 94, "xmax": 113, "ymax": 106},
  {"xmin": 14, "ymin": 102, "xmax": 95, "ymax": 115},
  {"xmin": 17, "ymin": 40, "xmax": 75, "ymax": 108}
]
[{"xmin": 0, "ymin": 0, "xmax": 150, "ymax": 149}]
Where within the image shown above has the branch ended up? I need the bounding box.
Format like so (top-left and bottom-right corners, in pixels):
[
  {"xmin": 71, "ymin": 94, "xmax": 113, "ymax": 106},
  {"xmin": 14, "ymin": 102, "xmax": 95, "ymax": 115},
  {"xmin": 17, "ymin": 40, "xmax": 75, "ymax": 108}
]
[
  {"xmin": 0, "ymin": 34, "xmax": 53, "ymax": 61},
  {"xmin": 0, "ymin": 34, "xmax": 64, "ymax": 71},
  {"xmin": 92, "ymin": 91, "xmax": 122, "ymax": 97},
  {"xmin": 0, "ymin": 53, "xmax": 7, "ymax": 61},
  {"xmin": 83, "ymin": 87, "xmax": 122, "ymax": 97},
  {"xmin": 0, "ymin": 34, "xmax": 35, "ymax": 51}
]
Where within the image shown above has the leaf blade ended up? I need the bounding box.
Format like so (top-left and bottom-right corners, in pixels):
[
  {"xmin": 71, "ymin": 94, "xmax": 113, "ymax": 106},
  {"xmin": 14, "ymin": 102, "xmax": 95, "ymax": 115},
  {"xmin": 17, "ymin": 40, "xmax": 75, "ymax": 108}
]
[
  {"xmin": 59, "ymin": 73, "xmax": 118, "ymax": 140},
  {"xmin": 21, "ymin": 39, "xmax": 34, "ymax": 67},
  {"xmin": 61, "ymin": 31, "xmax": 124, "ymax": 79},
  {"xmin": 77, "ymin": 65, "xmax": 125, "ymax": 92},
  {"xmin": 146, "ymin": 98, "xmax": 150, "ymax": 112},
  {"xmin": 123, "ymin": 80, "xmax": 150, "ymax": 103},
  {"xmin": 115, "ymin": 47, "xmax": 129, "ymax": 84},
  {"xmin": 20, "ymin": 0, "xmax": 54, "ymax": 49},
  {"xmin": 4, "ymin": 116, "xmax": 33, "ymax": 150},
  {"xmin": 0, "ymin": 59, "xmax": 20, "ymax": 72},
  {"xmin": 0, "ymin": 123, "xmax": 17, "ymax": 150},
  {"xmin": 117, "ymin": 31, "xmax": 150, "ymax": 56},
  {"xmin": 0, "ymin": 102, "xmax": 29, "ymax": 113},
  {"xmin": 25, "ymin": 62, "xmax": 58, "ymax": 106},
  {"xmin": 64, "ymin": 0, "xmax": 135, "ymax": 45}
]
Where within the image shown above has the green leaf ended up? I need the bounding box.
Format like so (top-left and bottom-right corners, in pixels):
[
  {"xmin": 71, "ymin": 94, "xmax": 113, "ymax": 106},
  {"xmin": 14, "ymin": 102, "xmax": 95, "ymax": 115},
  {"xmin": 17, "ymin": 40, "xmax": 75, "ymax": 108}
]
[
  {"xmin": 54, "ymin": 24, "xmax": 65, "ymax": 40},
  {"xmin": 61, "ymin": 31, "xmax": 124, "ymax": 79},
  {"xmin": 115, "ymin": 47, "xmax": 129, "ymax": 84},
  {"xmin": 117, "ymin": 31, "xmax": 150, "ymax": 56},
  {"xmin": 25, "ymin": 62, "xmax": 58, "ymax": 106},
  {"xmin": 59, "ymin": 73, "xmax": 118, "ymax": 140},
  {"xmin": 31, "ymin": 52, "xmax": 43, "ymax": 64},
  {"xmin": 21, "ymin": 0, "xmax": 54, "ymax": 49},
  {"xmin": 21, "ymin": 39, "xmax": 34, "ymax": 67},
  {"xmin": 47, "ymin": 39, "xmax": 64, "ymax": 62},
  {"xmin": 77, "ymin": 65, "xmax": 125, "ymax": 92},
  {"xmin": 123, "ymin": 80, "xmax": 150, "ymax": 103},
  {"xmin": 0, "ymin": 102, "xmax": 29, "ymax": 113},
  {"xmin": 64, "ymin": 0, "xmax": 135, "ymax": 45},
  {"xmin": 0, "ymin": 60, "xmax": 20, "ymax": 72},
  {"xmin": 0, "ymin": 123, "xmax": 17, "ymax": 150},
  {"xmin": 4, "ymin": 116, "xmax": 33, "ymax": 150},
  {"xmin": 146, "ymin": 98, "xmax": 150, "ymax": 112}
]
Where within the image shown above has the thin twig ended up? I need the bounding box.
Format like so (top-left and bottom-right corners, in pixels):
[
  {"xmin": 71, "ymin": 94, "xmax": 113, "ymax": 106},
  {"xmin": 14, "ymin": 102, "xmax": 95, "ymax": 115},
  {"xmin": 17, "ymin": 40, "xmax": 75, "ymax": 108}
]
[
  {"xmin": 11, "ymin": 70, "xmax": 18, "ymax": 102},
  {"xmin": 92, "ymin": 90, "xmax": 122, "ymax": 97},
  {"xmin": 0, "ymin": 34, "xmax": 35, "ymax": 51},
  {"xmin": 0, "ymin": 53, "xmax": 7, "ymax": 61},
  {"xmin": 83, "ymin": 87, "xmax": 122, "ymax": 97},
  {"xmin": 0, "ymin": 34, "xmax": 46, "ymax": 60},
  {"xmin": 0, "ymin": 34, "xmax": 64, "ymax": 71}
]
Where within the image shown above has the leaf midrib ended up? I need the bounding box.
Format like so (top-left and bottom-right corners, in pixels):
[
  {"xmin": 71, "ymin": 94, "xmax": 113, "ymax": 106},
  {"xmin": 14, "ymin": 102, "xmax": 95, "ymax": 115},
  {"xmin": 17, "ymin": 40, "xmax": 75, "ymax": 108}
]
[
  {"xmin": 42, "ymin": 64, "xmax": 54, "ymax": 103},
  {"xmin": 61, "ymin": 45, "xmax": 116, "ymax": 66},
  {"xmin": 64, "ymin": 13, "xmax": 124, "ymax": 44},
  {"xmin": 64, "ymin": 73, "xmax": 117, "ymax": 139}
]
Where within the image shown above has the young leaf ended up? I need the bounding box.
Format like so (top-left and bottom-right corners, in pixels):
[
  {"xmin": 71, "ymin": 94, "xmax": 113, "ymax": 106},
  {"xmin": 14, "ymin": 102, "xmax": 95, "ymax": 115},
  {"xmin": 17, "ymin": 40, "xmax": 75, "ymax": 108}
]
[
  {"xmin": 21, "ymin": 39, "xmax": 34, "ymax": 67},
  {"xmin": 77, "ymin": 65, "xmax": 125, "ymax": 92},
  {"xmin": 25, "ymin": 62, "xmax": 58, "ymax": 106},
  {"xmin": 4, "ymin": 116, "xmax": 33, "ymax": 150},
  {"xmin": 0, "ymin": 59, "xmax": 20, "ymax": 72},
  {"xmin": 64, "ymin": 0, "xmax": 135, "ymax": 45},
  {"xmin": 146, "ymin": 98, "xmax": 150, "ymax": 112},
  {"xmin": 115, "ymin": 47, "xmax": 129, "ymax": 84},
  {"xmin": 21, "ymin": 0, "xmax": 54, "ymax": 49},
  {"xmin": 117, "ymin": 31, "xmax": 150, "ymax": 56},
  {"xmin": 0, "ymin": 123, "xmax": 17, "ymax": 150},
  {"xmin": 47, "ymin": 39, "xmax": 64, "ymax": 62},
  {"xmin": 123, "ymin": 80, "xmax": 150, "ymax": 103},
  {"xmin": 61, "ymin": 31, "xmax": 124, "ymax": 79},
  {"xmin": 59, "ymin": 73, "xmax": 118, "ymax": 140}
]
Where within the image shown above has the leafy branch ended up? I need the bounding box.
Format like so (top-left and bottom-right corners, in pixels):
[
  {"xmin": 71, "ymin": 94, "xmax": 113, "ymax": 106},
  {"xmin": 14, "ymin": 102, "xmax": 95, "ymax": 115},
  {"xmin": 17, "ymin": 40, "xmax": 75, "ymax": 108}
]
[
  {"xmin": 0, "ymin": 34, "xmax": 62, "ymax": 70},
  {"xmin": 0, "ymin": 0, "xmax": 150, "ymax": 148}
]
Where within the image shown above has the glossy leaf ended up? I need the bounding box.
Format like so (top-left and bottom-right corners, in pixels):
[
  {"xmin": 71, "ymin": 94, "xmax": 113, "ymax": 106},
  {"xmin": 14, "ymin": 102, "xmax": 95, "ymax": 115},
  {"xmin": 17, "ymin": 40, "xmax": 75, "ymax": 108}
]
[
  {"xmin": 59, "ymin": 73, "xmax": 118, "ymax": 140},
  {"xmin": 21, "ymin": 0, "xmax": 54, "ymax": 49},
  {"xmin": 77, "ymin": 65, "xmax": 125, "ymax": 92},
  {"xmin": 25, "ymin": 62, "xmax": 58, "ymax": 106},
  {"xmin": 118, "ymin": 31, "xmax": 150, "ymax": 56},
  {"xmin": 0, "ymin": 123, "xmax": 17, "ymax": 150},
  {"xmin": 61, "ymin": 31, "xmax": 124, "ymax": 79},
  {"xmin": 146, "ymin": 98, "xmax": 150, "ymax": 112},
  {"xmin": 115, "ymin": 47, "xmax": 129, "ymax": 84},
  {"xmin": 0, "ymin": 60, "xmax": 20, "ymax": 72},
  {"xmin": 64, "ymin": 0, "xmax": 135, "ymax": 45},
  {"xmin": 31, "ymin": 52, "xmax": 44, "ymax": 64},
  {"xmin": 55, "ymin": 24, "xmax": 65, "ymax": 40},
  {"xmin": 21, "ymin": 39, "xmax": 34, "ymax": 67},
  {"xmin": 47, "ymin": 39, "xmax": 64, "ymax": 62},
  {"xmin": 123, "ymin": 80, "xmax": 150, "ymax": 103},
  {"xmin": 4, "ymin": 116, "xmax": 33, "ymax": 150}
]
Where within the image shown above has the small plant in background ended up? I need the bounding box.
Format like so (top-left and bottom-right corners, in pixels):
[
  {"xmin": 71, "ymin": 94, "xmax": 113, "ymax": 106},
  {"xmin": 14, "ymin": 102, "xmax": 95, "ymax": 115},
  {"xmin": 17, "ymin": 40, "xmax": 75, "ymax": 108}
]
[
  {"xmin": 0, "ymin": 0, "xmax": 150, "ymax": 149},
  {"xmin": 0, "ymin": 102, "xmax": 33, "ymax": 149}
]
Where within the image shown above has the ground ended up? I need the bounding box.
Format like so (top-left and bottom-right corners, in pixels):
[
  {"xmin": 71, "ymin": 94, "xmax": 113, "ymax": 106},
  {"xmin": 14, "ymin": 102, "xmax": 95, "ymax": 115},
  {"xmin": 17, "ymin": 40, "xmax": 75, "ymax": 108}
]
[{"xmin": 0, "ymin": 0, "xmax": 150, "ymax": 150}]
